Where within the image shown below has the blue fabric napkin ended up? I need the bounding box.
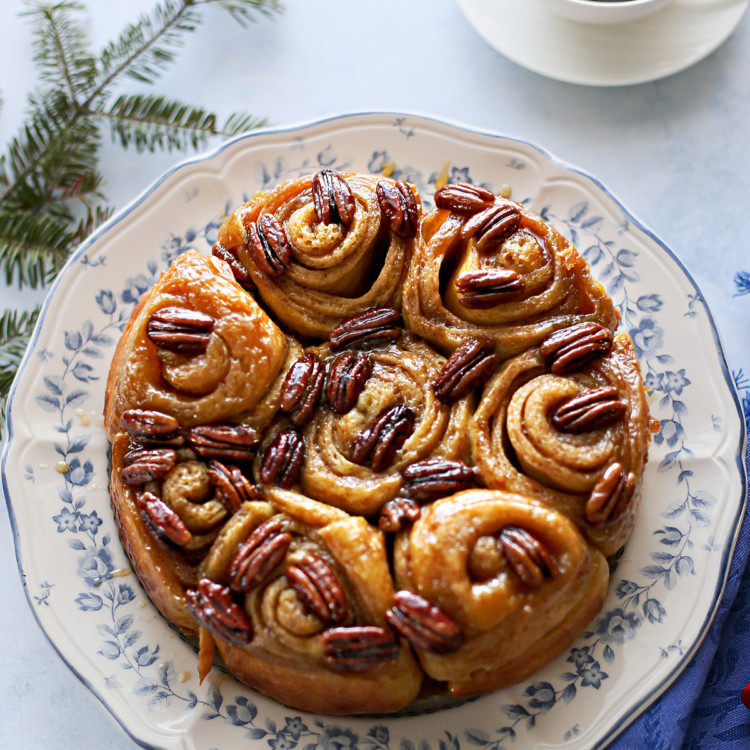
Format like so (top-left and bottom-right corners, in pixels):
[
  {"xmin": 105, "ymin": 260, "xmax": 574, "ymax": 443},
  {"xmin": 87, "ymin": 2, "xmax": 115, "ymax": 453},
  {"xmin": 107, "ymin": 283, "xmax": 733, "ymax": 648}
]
[{"xmin": 612, "ymin": 431, "xmax": 750, "ymax": 749}]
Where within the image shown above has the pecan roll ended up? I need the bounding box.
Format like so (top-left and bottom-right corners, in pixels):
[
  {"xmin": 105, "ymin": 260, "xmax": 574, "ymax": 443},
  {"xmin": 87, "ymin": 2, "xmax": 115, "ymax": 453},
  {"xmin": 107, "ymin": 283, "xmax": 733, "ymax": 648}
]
[
  {"xmin": 216, "ymin": 172, "xmax": 421, "ymax": 339},
  {"xmin": 195, "ymin": 489, "xmax": 422, "ymax": 714},
  {"xmin": 298, "ymin": 334, "xmax": 473, "ymax": 516},
  {"xmin": 393, "ymin": 489, "xmax": 609, "ymax": 697},
  {"xmin": 103, "ymin": 251, "xmax": 288, "ymax": 433},
  {"xmin": 471, "ymin": 332, "xmax": 652, "ymax": 555},
  {"xmin": 402, "ymin": 192, "xmax": 617, "ymax": 358}
]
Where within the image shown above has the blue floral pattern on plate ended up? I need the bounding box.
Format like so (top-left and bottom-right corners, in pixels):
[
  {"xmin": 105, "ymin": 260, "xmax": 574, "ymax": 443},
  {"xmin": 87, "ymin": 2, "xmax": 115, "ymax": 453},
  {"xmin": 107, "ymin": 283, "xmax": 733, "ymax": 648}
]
[{"xmin": 2, "ymin": 114, "xmax": 746, "ymax": 750}]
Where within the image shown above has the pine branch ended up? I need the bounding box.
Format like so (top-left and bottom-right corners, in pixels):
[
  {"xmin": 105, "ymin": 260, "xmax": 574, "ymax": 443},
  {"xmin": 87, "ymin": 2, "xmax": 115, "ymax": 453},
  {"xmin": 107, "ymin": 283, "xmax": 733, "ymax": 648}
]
[
  {"xmin": 196, "ymin": 0, "xmax": 284, "ymax": 27},
  {"xmin": 103, "ymin": 93, "xmax": 267, "ymax": 152},
  {"xmin": 0, "ymin": 306, "xmax": 41, "ymax": 421},
  {"xmin": 97, "ymin": 0, "xmax": 202, "ymax": 90},
  {"xmin": 24, "ymin": 0, "xmax": 97, "ymax": 103}
]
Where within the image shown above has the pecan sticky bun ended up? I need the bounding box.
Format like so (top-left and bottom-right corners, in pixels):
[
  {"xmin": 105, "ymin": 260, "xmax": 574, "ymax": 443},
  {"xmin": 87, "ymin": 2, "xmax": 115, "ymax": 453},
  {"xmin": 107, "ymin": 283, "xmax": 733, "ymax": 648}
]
[
  {"xmin": 214, "ymin": 170, "xmax": 420, "ymax": 338},
  {"xmin": 105, "ymin": 173, "xmax": 653, "ymax": 715},
  {"xmin": 402, "ymin": 186, "xmax": 618, "ymax": 358},
  {"xmin": 392, "ymin": 489, "xmax": 609, "ymax": 697},
  {"xmin": 471, "ymin": 328, "xmax": 653, "ymax": 556}
]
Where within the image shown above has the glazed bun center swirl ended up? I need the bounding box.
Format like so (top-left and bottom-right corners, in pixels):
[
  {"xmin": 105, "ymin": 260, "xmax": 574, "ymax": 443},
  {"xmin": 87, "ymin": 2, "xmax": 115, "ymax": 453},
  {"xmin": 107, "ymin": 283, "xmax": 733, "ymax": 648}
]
[
  {"xmin": 506, "ymin": 374, "xmax": 616, "ymax": 493},
  {"xmin": 299, "ymin": 334, "xmax": 473, "ymax": 516}
]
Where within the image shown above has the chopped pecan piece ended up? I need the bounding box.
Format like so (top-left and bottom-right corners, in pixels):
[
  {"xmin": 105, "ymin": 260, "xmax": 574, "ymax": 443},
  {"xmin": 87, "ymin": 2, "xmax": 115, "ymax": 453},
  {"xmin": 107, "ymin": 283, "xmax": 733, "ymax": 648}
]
[
  {"xmin": 286, "ymin": 553, "xmax": 349, "ymax": 625},
  {"xmin": 376, "ymin": 179, "xmax": 419, "ymax": 238},
  {"xmin": 329, "ymin": 306, "xmax": 402, "ymax": 351},
  {"xmin": 400, "ymin": 458, "xmax": 475, "ymax": 503},
  {"xmin": 137, "ymin": 490, "xmax": 192, "ymax": 547},
  {"xmin": 498, "ymin": 526, "xmax": 559, "ymax": 587},
  {"xmin": 432, "ymin": 339, "xmax": 499, "ymax": 403},
  {"xmin": 121, "ymin": 447, "xmax": 178, "ymax": 486},
  {"xmin": 460, "ymin": 202, "xmax": 522, "ymax": 252},
  {"xmin": 247, "ymin": 214, "xmax": 292, "ymax": 278},
  {"xmin": 377, "ymin": 497, "xmax": 421, "ymax": 532},
  {"xmin": 259, "ymin": 428, "xmax": 305, "ymax": 488},
  {"xmin": 585, "ymin": 462, "xmax": 636, "ymax": 525},
  {"xmin": 207, "ymin": 460, "xmax": 261, "ymax": 513},
  {"xmin": 228, "ymin": 518, "xmax": 292, "ymax": 594},
  {"xmin": 121, "ymin": 408, "xmax": 182, "ymax": 444},
  {"xmin": 185, "ymin": 578, "xmax": 253, "ymax": 645},
  {"xmin": 212, "ymin": 241, "xmax": 252, "ymax": 287},
  {"xmin": 187, "ymin": 423, "xmax": 260, "ymax": 462},
  {"xmin": 146, "ymin": 307, "xmax": 215, "ymax": 354},
  {"xmin": 350, "ymin": 405, "xmax": 415, "ymax": 473},
  {"xmin": 325, "ymin": 350, "xmax": 373, "ymax": 414},
  {"xmin": 312, "ymin": 169, "xmax": 356, "ymax": 227},
  {"xmin": 551, "ymin": 386, "xmax": 627, "ymax": 433},
  {"xmin": 434, "ymin": 182, "xmax": 495, "ymax": 215},
  {"xmin": 321, "ymin": 626, "xmax": 400, "ymax": 671},
  {"xmin": 279, "ymin": 352, "xmax": 325, "ymax": 427},
  {"xmin": 540, "ymin": 323, "xmax": 614, "ymax": 375},
  {"xmin": 386, "ymin": 590, "xmax": 462, "ymax": 655},
  {"xmin": 455, "ymin": 269, "xmax": 525, "ymax": 309}
]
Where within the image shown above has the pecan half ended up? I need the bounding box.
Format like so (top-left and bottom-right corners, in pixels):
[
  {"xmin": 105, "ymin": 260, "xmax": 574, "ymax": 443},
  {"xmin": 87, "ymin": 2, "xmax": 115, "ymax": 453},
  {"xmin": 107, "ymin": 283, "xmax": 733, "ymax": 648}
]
[
  {"xmin": 376, "ymin": 179, "xmax": 419, "ymax": 238},
  {"xmin": 378, "ymin": 497, "xmax": 421, "ymax": 533},
  {"xmin": 460, "ymin": 202, "xmax": 522, "ymax": 252},
  {"xmin": 498, "ymin": 526, "xmax": 558, "ymax": 587},
  {"xmin": 325, "ymin": 350, "xmax": 373, "ymax": 414},
  {"xmin": 279, "ymin": 353, "xmax": 325, "ymax": 427},
  {"xmin": 540, "ymin": 323, "xmax": 614, "ymax": 375},
  {"xmin": 551, "ymin": 386, "xmax": 627, "ymax": 433},
  {"xmin": 146, "ymin": 307, "xmax": 214, "ymax": 354},
  {"xmin": 432, "ymin": 339, "xmax": 499, "ymax": 403},
  {"xmin": 121, "ymin": 447, "xmax": 178, "ymax": 486},
  {"xmin": 137, "ymin": 490, "xmax": 192, "ymax": 547},
  {"xmin": 247, "ymin": 214, "xmax": 292, "ymax": 278},
  {"xmin": 121, "ymin": 409, "xmax": 182, "ymax": 443},
  {"xmin": 185, "ymin": 578, "xmax": 253, "ymax": 645},
  {"xmin": 187, "ymin": 423, "xmax": 260, "ymax": 462},
  {"xmin": 434, "ymin": 182, "xmax": 495, "ymax": 215},
  {"xmin": 228, "ymin": 518, "xmax": 292, "ymax": 594},
  {"xmin": 329, "ymin": 306, "xmax": 402, "ymax": 351},
  {"xmin": 207, "ymin": 460, "xmax": 261, "ymax": 513},
  {"xmin": 455, "ymin": 269, "xmax": 525, "ymax": 309},
  {"xmin": 312, "ymin": 169, "xmax": 356, "ymax": 227},
  {"xmin": 585, "ymin": 462, "xmax": 636, "ymax": 525},
  {"xmin": 259, "ymin": 428, "xmax": 305, "ymax": 488},
  {"xmin": 212, "ymin": 241, "xmax": 252, "ymax": 287},
  {"xmin": 349, "ymin": 405, "xmax": 415, "ymax": 473},
  {"xmin": 400, "ymin": 458, "xmax": 475, "ymax": 503},
  {"xmin": 321, "ymin": 626, "xmax": 400, "ymax": 671},
  {"xmin": 286, "ymin": 554, "xmax": 349, "ymax": 625},
  {"xmin": 386, "ymin": 590, "xmax": 462, "ymax": 655}
]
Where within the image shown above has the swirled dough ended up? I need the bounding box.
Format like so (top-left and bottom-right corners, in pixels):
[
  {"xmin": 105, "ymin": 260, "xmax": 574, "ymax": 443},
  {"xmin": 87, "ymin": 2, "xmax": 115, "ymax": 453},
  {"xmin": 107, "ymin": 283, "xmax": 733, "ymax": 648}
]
[
  {"xmin": 402, "ymin": 200, "xmax": 618, "ymax": 357},
  {"xmin": 104, "ymin": 250, "xmax": 287, "ymax": 432},
  {"xmin": 471, "ymin": 333, "xmax": 651, "ymax": 555},
  {"xmin": 394, "ymin": 489, "xmax": 609, "ymax": 696},
  {"xmin": 298, "ymin": 334, "xmax": 472, "ymax": 515},
  {"xmin": 218, "ymin": 173, "xmax": 419, "ymax": 338}
]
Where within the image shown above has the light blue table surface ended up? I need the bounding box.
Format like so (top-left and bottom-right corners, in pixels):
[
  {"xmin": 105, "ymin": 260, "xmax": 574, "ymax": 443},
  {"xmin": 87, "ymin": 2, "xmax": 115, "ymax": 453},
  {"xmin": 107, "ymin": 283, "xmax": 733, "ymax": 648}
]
[{"xmin": 1, "ymin": 1, "xmax": 748, "ymax": 747}]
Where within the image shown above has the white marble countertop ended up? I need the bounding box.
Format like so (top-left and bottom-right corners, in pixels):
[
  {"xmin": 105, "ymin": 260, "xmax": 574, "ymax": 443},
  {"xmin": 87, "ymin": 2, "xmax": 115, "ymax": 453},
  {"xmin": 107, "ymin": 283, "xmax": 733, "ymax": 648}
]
[{"xmin": 1, "ymin": 0, "xmax": 748, "ymax": 747}]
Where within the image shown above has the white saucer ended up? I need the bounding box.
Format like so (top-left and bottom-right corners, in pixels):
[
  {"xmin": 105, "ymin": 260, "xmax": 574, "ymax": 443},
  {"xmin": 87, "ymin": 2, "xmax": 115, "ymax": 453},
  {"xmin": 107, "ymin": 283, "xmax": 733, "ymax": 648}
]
[{"xmin": 457, "ymin": 0, "xmax": 749, "ymax": 86}]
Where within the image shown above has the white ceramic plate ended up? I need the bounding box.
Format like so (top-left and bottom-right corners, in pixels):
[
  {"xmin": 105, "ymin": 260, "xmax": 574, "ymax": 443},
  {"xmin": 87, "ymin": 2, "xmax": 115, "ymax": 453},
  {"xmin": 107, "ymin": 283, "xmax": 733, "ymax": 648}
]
[
  {"xmin": 457, "ymin": 0, "xmax": 750, "ymax": 86},
  {"xmin": 2, "ymin": 113, "xmax": 747, "ymax": 750}
]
